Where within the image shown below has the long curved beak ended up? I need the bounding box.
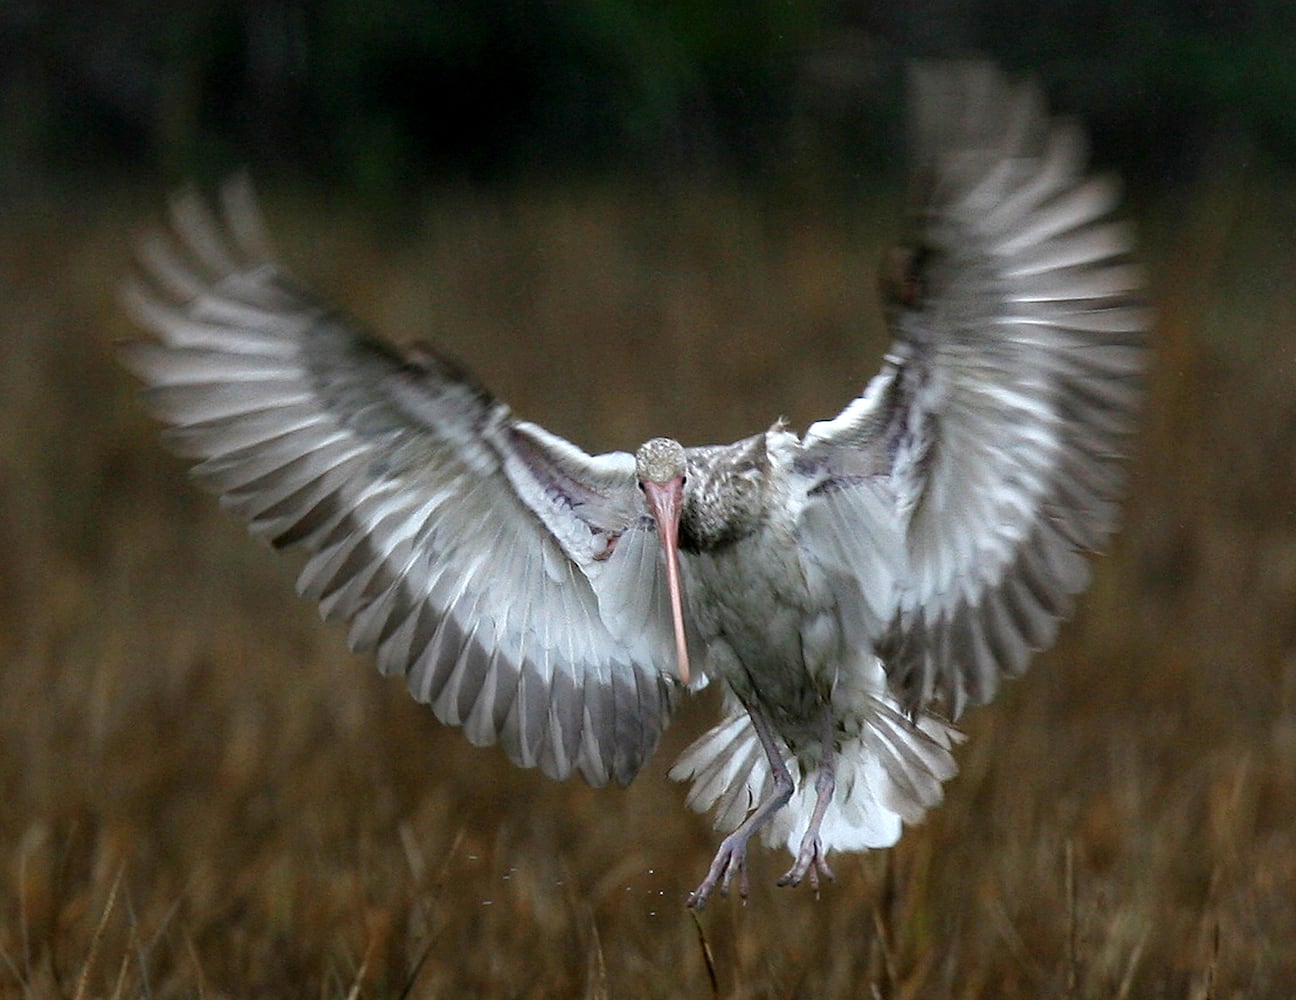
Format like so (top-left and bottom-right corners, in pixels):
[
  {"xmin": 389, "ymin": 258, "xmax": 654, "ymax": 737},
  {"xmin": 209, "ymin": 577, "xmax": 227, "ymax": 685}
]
[{"xmin": 641, "ymin": 476, "xmax": 691, "ymax": 685}]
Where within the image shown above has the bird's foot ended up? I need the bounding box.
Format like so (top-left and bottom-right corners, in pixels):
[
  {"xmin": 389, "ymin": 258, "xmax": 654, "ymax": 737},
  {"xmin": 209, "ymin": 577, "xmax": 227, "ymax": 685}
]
[
  {"xmin": 776, "ymin": 835, "xmax": 835, "ymax": 893},
  {"xmin": 687, "ymin": 833, "xmax": 751, "ymax": 910}
]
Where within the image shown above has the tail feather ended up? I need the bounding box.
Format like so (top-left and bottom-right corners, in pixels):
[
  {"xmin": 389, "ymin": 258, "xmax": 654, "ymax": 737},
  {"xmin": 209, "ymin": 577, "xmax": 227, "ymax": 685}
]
[
  {"xmin": 672, "ymin": 709, "xmax": 772, "ymax": 833},
  {"xmin": 864, "ymin": 700, "xmax": 962, "ymax": 823},
  {"xmin": 669, "ymin": 693, "xmax": 962, "ymax": 856}
]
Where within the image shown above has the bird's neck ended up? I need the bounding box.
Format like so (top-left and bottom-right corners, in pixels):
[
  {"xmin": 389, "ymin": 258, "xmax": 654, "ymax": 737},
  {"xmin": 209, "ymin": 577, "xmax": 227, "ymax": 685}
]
[{"xmin": 678, "ymin": 437, "xmax": 772, "ymax": 554}]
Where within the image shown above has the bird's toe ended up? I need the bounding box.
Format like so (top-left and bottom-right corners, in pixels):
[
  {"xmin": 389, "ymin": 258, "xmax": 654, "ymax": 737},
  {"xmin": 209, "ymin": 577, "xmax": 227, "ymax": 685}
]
[
  {"xmin": 688, "ymin": 834, "xmax": 750, "ymax": 910},
  {"xmin": 777, "ymin": 837, "xmax": 834, "ymax": 891}
]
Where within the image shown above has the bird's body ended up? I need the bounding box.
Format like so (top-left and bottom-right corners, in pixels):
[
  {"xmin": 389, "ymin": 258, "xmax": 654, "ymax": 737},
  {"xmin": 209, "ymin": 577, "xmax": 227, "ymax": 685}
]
[
  {"xmin": 639, "ymin": 427, "xmax": 963, "ymax": 898},
  {"xmin": 682, "ymin": 435, "xmax": 811, "ymax": 695},
  {"xmin": 678, "ymin": 429, "xmax": 893, "ymax": 752},
  {"xmin": 120, "ymin": 62, "xmax": 1146, "ymax": 908}
]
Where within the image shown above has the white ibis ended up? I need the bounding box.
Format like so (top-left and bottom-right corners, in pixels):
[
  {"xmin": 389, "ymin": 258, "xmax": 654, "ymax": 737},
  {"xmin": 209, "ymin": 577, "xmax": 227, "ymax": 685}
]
[{"xmin": 120, "ymin": 63, "xmax": 1146, "ymax": 909}]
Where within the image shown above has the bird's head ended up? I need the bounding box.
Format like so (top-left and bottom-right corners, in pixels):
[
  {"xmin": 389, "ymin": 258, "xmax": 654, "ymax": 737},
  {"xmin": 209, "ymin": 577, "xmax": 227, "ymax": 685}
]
[{"xmin": 635, "ymin": 436, "xmax": 686, "ymax": 486}]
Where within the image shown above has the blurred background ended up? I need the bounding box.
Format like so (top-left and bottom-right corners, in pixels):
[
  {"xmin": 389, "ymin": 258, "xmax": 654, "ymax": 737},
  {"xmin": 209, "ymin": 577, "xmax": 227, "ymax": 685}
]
[
  {"xmin": 4, "ymin": 0, "xmax": 1296, "ymax": 193},
  {"xmin": 2, "ymin": 2, "xmax": 1296, "ymax": 997}
]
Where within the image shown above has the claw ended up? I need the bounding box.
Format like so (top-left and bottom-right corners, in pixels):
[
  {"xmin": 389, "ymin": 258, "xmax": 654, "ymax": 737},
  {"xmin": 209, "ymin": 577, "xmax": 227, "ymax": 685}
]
[
  {"xmin": 688, "ymin": 832, "xmax": 751, "ymax": 910},
  {"xmin": 777, "ymin": 837, "xmax": 836, "ymax": 890}
]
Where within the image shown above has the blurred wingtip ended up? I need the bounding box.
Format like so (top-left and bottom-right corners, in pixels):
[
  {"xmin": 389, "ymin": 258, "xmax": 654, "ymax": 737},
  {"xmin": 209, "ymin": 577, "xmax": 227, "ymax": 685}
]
[
  {"xmin": 219, "ymin": 172, "xmax": 276, "ymax": 262},
  {"xmin": 906, "ymin": 60, "xmax": 1053, "ymax": 198}
]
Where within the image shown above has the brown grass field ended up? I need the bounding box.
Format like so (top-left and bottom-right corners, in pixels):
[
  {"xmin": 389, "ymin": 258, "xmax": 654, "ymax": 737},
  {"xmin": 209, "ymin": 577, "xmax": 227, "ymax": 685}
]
[{"xmin": 2, "ymin": 169, "xmax": 1295, "ymax": 998}]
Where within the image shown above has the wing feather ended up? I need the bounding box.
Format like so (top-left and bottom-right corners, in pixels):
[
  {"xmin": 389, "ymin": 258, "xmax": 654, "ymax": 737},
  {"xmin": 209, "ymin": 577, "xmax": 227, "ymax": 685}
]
[
  {"xmin": 121, "ymin": 178, "xmax": 680, "ymax": 786},
  {"xmin": 794, "ymin": 63, "xmax": 1146, "ymax": 716}
]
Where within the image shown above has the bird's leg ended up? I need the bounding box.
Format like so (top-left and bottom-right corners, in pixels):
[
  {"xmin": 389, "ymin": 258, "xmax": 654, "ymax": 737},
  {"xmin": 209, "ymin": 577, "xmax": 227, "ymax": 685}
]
[
  {"xmin": 777, "ymin": 702, "xmax": 837, "ymax": 891},
  {"xmin": 687, "ymin": 700, "xmax": 793, "ymax": 910}
]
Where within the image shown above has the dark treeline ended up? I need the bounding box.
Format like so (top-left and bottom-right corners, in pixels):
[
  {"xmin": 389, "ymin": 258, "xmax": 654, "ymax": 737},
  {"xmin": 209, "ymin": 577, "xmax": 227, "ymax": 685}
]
[{"xmin": 2, "ymin": 0, "xmax": 1293, "ymax": 194}]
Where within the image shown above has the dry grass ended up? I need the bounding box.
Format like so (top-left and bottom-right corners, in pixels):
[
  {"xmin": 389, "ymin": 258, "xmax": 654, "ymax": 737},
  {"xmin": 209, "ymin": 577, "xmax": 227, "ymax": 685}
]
[{"xmin": 2, "ymin": 168, "xmax": 1295, "ymax": 998}]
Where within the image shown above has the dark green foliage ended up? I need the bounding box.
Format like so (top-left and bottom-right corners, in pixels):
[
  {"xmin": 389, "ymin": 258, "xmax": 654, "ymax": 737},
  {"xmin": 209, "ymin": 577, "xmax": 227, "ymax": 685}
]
[{"xmin": 5, "ymin": 1, "xmax": 1296, "ymax": 194}]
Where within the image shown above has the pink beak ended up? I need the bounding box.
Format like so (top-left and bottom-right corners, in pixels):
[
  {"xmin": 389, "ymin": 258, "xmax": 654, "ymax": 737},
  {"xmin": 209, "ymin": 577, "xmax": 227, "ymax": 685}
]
[{"xmin": 641, "ymin": 476, "xmax": 691, "ymax": 685}]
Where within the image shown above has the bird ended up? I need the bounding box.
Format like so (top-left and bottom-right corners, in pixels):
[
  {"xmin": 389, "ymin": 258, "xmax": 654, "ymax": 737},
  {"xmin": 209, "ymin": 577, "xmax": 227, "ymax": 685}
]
[{"xmin": 119, "ymin": 62, "xmax": 1146, "ymax": 910}]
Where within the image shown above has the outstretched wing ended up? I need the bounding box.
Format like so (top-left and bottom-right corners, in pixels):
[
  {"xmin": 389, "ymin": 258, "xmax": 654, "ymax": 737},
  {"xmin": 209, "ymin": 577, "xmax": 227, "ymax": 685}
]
[
  {"xmin": 120, "ymin": 178, "xmax": 681, "ymax": 786},
  {"xmin": 794, "ymin": 63, "xmax": 1146, "ymax": 717}
]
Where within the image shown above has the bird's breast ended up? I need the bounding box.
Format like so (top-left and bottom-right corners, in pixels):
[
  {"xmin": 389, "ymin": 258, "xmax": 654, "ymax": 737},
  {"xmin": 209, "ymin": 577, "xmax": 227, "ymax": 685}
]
[
  {"xmin": 680, "ymin": 516, "xmax": 833, "ymax": 725},
  {"xmin": 678, "ymin": 492, "xmax": 762, "ymax": 554}
]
